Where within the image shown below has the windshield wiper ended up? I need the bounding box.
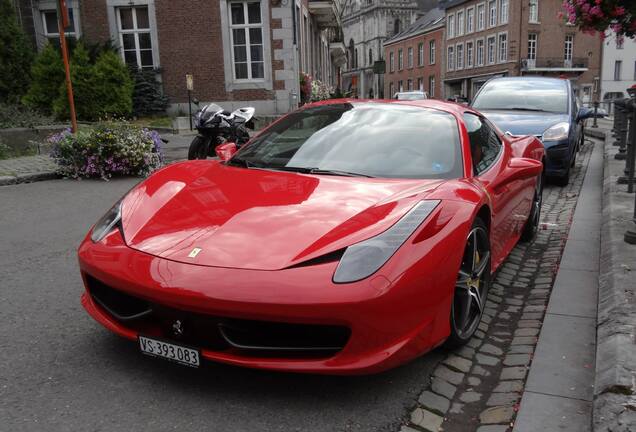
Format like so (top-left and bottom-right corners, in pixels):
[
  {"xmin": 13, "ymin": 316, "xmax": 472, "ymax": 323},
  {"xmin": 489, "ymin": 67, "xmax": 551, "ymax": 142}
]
[
  {"xmin": 504, "ymin": 107, "xmax": 552, "ymax": 113},
  {"xmin": 226, "ymin": 157, "xmax": 261, "ymax": 168},
  {"xmin": 274, "ymin": 166, "xmax": 374, "ymax": 178}
]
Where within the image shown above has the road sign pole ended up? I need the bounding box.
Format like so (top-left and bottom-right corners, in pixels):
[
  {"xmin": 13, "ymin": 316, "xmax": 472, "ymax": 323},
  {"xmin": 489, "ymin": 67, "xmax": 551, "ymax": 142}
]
[{"xmin": 58, "ymin": 0, "xmax": 77, "ymax": 132}]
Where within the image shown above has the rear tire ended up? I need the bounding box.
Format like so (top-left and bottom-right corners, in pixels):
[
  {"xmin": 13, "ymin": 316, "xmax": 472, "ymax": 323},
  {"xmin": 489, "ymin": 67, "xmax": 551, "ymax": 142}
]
[
  {"xmin": 445, "ymin": 217, "xmax": 491, "ymax": 349},
  {"xmin": 187, "ymin": 136, "xmax": 211, "ymax": 160}
]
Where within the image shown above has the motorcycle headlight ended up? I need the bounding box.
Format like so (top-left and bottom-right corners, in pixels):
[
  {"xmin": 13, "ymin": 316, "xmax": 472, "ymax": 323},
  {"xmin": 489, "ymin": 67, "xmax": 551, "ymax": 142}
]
[
  {"xmin": 333, "ymin": 200, "xmax": 440, "ymax": 283},
  {"xmin": 542, "ymin": 122, "xmax": 570, "ymax": 142},
  {"xmin": 91, "ymin": 201, "xmax": 122, "ymax": 243}
]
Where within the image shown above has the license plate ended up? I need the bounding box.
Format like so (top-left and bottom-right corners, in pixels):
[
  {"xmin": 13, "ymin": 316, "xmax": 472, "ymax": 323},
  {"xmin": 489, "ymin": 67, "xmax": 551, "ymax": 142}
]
[{"xmin": 139, "ymin": 336, "xmax": 200, "ymax": 368}]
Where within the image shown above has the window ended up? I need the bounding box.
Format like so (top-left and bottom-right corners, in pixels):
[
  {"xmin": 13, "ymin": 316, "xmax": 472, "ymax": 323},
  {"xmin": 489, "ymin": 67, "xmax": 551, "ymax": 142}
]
[
  {"xmin": 487, "ymin": 35, "xmax": 496, "ymax": 64},
  {"xmin": 463, "ymin": 113, "xmax": 502, "ymax": 174},
  {"xmin": 488, "ymin": 0, "xmax": 497, "ymax": 27},
  {"xmin": 528, "ymin": 33, "xmax": 537, "ymax": 60},
  {"xmin": 407, "ymin": 79, "xmax": 413, "ymax": 90},
  {"xmin": 466, "ymin": 7, "xmax": 474, "ymax": 33},
  {"xmin": 529, "ymin": 0, "xmax": 538, "ymax": 23},
  {"xmin": 408, "ymin": 46, "xmax": 413, "ymax": 68},
  {"xmin": 418, "ymin": 43, "xmax": 424, "ymax": 66},
  {"xmin": 429, "ymin": 40, "xmax": 436, "ymax": 64},
  {"xmin": 42, "ymin": 8, "xmax": 78, "ymax": 41},
  {"xmin": 564, "ymin": 35, "xmax": 573, "ymax": 61},
  {"xmin": 429, "ymin": 75, "xmax": 435, "ymax": 97},
  {"xmin": 614, "ymin": 60, "xmax": 622, "ymax": 81},
  {"xmin": 498, "ymin": 33, "xmax": 507, "ymax": 62},
  {"xmin": 456, "ymin": 43, "xmax": 464, "ymax": 69},
  {"xmin": 448, "ymin": 14, "xmax": 455, "ymax": 39},
  {"xmin": 398, "ymin": 49, "xmax": 403, "ymax": 70},
  {"xmin": 398, "ymin": 80, "xmax": 404, "ymax": 92},
  {"xmin": 354, "ymin": 48, "xmax": 358, "ymax": 68},
  {"xmin": 616, "ymin": 36, "xmax": 624, "ymax": 49},
  {"xmin": 117, "ymin": 6, "xmax": 155, "ymax": 70},
  {"xmin": 476, "ymin": 39, "xmax": 485, "ymax": 66},
  {"xmin": 389, "ymin": 82, "xmax": 394, "ymax": 97},
  {"xmin": 466, "ymin": 41, "xmax": 474, "ymax": 67},
  {"xmin": 389, "ymin": 51, "xmax": 394, "ymax": 72},
  {"xmin": 394, "ymin": 18, "xmax": 401, "ymax": 35},
  {"xmin": 417, "ymin": 77, "xmax": 423, "ymax": 91},
  {"xmin": 457, "ymin": 10, "xmax": 464, "ymax": 36},
  {"xmin": 477, "ymin": 3, "xmax": 485, "ymax": 31},
  {"xmin": 499, "ymin": 0, "xmax": 508, "ymax": 24},
  {"xmin": 447, "ymin": 46, "xmax": 455, "ymax": 70},
  {"xmin": 368, "ymin": 48, "xmax": 373, "ymax": 66},
  {"xmin": 228, "ymin": 1, "xmax": 264, "ymax": 79}
]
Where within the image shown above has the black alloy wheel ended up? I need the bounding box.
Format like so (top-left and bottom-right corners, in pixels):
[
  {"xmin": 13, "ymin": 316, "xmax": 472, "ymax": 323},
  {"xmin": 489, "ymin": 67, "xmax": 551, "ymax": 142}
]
[{"xmin": 446, "ymin": 217, "xmax": 491, "ymax": 348}]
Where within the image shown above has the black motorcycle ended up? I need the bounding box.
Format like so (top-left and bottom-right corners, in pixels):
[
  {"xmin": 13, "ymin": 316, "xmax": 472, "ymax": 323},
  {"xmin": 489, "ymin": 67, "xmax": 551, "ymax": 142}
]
[{"xmin": 187, "ymin": 103, "xmax": 256, "ymax": 160}]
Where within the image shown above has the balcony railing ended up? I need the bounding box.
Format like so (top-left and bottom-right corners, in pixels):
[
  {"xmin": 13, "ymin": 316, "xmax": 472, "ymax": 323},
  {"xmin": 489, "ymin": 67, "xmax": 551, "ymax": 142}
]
[{"xmin": 521, "ymin": 57, "xmax": 588, "ymax": 71}]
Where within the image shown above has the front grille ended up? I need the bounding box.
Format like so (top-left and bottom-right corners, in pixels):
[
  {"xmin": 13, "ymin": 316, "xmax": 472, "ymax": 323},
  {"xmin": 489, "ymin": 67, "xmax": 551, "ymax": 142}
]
[{"xmin": 85, "ymin": 276, "xmax": 350, "ymax": 358}]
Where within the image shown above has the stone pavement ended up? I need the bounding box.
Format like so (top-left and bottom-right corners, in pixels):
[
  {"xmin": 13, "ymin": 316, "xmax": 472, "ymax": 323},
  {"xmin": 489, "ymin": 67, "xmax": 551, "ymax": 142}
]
[{"xmin": 399, "ymin": 138, "xmax": 596, "ymax": 432}]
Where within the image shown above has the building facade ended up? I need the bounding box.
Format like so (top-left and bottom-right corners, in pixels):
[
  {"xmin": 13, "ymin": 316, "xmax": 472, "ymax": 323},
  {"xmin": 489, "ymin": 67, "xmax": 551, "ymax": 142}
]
[
  {"xmin": 441, "ymin": 0, "xmax": 602, "ymax": 103},
  {"xmin": 341, "ymin": 0, "xmax": 424, "ymax": 99},
  {"xmin": 15, "ymin": 0, "xmax": 345, "ymax": 115},
  {"xmin": 383, "ymin": 7, "xmax": 444, "ymax": 98},
  {"xmin": 600, "ymin": 32, "xmax": 636, "ymax": 114}
]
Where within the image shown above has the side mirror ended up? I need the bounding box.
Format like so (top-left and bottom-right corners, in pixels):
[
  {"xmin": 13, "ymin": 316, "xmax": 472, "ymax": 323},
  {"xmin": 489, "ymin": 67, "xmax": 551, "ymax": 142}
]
[
  {"xmin": 576, "ymin": 107, "xmax": 592, "ymax": 122},
  {"xmin": 493, "ymin": 157, "xmax": 542, "ymax": 188},
  {"xmin": 215, "ymin": 142, "xmax": 238, "ymax": 162}
]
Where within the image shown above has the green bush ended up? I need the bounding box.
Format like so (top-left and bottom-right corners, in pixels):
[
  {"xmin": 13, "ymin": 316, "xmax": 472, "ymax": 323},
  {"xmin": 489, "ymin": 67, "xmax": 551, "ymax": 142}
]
[
  {"xmin": 49, "ymin": 122, "xmax": 164, "ymax": 179},
  {"xmin": 131, "ymin": 68, "xmax": 169, "ymax": 116},
  {"xmin": 0, "ymin": 103, "xmax": 55, "ymax": 129},
  {"xmin": 53, "ymin": 43, "xmax": 98, "ymax": 120},
  {"xmin": 23, "ymin": 43, "xmax": 65, "ymax": 115},
  {"xmin": 0, "ymin": 0, "xmax": 34, "ymax": 103},
  {"xmin": 92, "ymin": 50, "xmax": 134, "ymax": 118}
]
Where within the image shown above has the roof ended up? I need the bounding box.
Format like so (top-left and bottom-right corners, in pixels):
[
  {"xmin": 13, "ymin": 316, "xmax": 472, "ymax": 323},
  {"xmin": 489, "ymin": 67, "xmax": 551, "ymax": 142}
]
[
  {"xmin": 439, "ymin": 0, "xmax": 471, "ymax": 10},
  {"xmin": 383, "ymin": 7, "xmax": 445, "ymax": 46}
]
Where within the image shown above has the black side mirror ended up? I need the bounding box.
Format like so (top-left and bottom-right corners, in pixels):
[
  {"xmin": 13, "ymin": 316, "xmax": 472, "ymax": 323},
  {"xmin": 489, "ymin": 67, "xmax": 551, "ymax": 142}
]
[
  {"xmin": 192, "ymin": 98, "xmax": 200, "ymax": 106},
  {"xmin": 576, "ymin": 107, "xmax": 593, "ymax": 122}
]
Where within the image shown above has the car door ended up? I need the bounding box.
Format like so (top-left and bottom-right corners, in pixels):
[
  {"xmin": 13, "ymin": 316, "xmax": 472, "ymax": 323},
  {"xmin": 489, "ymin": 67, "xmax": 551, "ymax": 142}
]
[{"xmin": 464, "ymin": 113, "xmax": 525, "ymax": 268}]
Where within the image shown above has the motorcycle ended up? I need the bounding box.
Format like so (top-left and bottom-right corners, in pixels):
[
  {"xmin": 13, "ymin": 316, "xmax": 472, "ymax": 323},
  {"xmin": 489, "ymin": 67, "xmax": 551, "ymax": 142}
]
[{"xmin": 187, "ymin": 103, "xmax": 256, "ymax": 160}]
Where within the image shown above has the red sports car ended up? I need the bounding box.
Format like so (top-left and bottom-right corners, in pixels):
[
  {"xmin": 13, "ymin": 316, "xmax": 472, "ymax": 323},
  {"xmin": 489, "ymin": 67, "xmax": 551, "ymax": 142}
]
[{"xmin": 78, "ymin": 100, "xmax": 544, "ymax": 374}]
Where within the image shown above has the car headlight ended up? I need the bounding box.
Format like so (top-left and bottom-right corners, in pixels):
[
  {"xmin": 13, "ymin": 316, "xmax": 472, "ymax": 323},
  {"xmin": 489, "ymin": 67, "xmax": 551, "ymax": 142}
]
[
  {"xmin": 333, "ymin": 200, "xmax": 440, "ymax": 283},
  {"xmin": 91, "ymin": 201, "xmax": 122, "ymax": 243},
  {"xmin": 542, "ymin": 122, "xmax": 570, "ymax": 142}
]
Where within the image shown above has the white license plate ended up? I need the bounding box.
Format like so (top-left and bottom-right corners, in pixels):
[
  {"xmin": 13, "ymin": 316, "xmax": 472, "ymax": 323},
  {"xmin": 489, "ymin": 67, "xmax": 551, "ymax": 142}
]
[{"xmin": 139, "ymin": 336, "xmax": 200, "ymax": 368}]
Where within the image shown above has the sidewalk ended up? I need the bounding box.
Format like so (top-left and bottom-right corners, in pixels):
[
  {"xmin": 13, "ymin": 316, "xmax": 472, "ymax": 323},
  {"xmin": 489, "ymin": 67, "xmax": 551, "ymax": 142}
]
[{"xmin": 513, "ymin": 135, "xmax": 602, "ymax": 432}]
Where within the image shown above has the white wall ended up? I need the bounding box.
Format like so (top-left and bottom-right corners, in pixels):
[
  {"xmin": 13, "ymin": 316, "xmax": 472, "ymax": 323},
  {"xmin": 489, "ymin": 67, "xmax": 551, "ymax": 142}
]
[{"xmin": 600, "ymin": 32, "xmax": 636, "ymax": 113}]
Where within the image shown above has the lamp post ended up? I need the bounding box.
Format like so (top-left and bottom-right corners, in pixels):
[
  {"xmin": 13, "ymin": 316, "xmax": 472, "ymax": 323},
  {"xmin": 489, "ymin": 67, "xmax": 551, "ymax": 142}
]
[{"xmin": 57, "ymin": 0, "xmax": 77, "ymax": 133}]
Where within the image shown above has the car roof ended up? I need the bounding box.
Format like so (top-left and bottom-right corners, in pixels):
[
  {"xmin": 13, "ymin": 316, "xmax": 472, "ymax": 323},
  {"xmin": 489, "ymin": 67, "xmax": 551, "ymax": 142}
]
[
  {"xmin": 484, "ymin": 76, "xmax": 570, "ymax": 87},
  {"xmin": 305, "ymin": 98, "xmax": 471, "ymax": 116}
]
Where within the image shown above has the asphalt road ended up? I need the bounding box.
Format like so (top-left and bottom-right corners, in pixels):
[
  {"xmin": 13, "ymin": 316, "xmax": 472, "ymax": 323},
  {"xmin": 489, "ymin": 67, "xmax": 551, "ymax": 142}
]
[{"xmin": 0, "ymin": 178, "xmax": 441, "ymax": 432}]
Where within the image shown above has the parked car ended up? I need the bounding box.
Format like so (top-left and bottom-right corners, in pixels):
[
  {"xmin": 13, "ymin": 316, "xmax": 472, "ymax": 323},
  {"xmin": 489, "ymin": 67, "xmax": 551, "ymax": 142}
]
[
  {"xmin": 394, "ymin": 90, "xmax": 427, "ymax": 100},
  {"xmin": 79, "ymin": 99, "xmax": 543, "ymax": 374},
  {"xmin": 471, "ymin": 76, "xmax": 596, "ymax": 185}
]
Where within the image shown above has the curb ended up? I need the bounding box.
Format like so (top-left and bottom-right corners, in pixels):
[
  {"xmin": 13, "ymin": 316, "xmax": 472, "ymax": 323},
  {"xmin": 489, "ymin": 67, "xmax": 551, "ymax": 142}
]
[
  {"xmin": 586, "ymin": 129, "xmax": 636, "ymax": 431},
  {"xmin": 0, "ymin": 171, "xmax": 59, "ymax": 186}
]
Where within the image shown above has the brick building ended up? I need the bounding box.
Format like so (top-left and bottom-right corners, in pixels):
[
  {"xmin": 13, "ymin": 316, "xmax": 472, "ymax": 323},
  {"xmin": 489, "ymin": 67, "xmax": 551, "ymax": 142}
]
[
  {"xmin": 14, "ymin": 0, "xmax": 346, "ymax": 115},
  {"xmin": 383, "ymin": 7, "xmax": 444, "ymax": 98},
  {"xmin": 441, "ymin": 0, "xmax": 602, "ymax": 103}
]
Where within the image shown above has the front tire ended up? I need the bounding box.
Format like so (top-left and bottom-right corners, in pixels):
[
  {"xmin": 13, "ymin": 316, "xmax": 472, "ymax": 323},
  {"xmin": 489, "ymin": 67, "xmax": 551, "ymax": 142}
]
[
  {"xmin": 187, "ymin": 136, "xmax": 211, "ymax": 160},
  {"xmin": 445, "ymin": 217, "xmax": 491, "ymax": 349}
]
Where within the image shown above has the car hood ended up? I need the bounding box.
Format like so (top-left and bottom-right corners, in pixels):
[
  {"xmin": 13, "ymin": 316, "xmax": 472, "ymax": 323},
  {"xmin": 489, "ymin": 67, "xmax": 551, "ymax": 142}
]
[
  {"xmin": 120, "ymin": 161, "xmax": 443, "ymax": 270},
  {"xmin": 478, "ymin": 110, "xmax": 569, "ymax": 137}
]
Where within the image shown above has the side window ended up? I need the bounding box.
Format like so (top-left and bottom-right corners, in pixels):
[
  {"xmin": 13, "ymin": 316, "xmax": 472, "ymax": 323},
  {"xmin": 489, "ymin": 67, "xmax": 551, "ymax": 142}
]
[{"xmin": 463, "ymin": 113, "xmax": 502, "ymax": 174}]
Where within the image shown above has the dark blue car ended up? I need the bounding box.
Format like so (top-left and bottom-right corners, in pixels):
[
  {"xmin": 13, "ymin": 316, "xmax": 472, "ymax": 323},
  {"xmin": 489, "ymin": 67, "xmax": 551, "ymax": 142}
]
[{"xmin": 471, "ymin": 77, "xmax": 595, "ymax": 185}]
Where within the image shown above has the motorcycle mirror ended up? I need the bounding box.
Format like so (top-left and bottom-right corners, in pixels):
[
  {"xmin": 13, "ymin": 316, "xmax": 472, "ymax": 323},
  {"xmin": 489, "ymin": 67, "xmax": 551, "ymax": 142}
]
[
  {"xmin": 215, "ymin": 142, "xmax": 238, "ymax": 162},
  {"xmin": 192, "ymin": 98, "xmax": 200, "ymax": 106}
]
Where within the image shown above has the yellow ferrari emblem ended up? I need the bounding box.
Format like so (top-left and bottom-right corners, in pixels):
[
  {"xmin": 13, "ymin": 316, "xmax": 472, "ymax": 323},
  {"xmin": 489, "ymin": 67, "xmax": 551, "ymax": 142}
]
[{"xmin": 188, "ymin": 247, "xmax": 202, "ymax": 258}]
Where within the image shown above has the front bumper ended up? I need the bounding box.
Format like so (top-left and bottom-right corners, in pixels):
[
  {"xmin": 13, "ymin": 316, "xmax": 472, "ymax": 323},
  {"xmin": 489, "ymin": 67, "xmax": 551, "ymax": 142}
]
[
  {"xmin": 78, "ymin": 229, "xmax": 458, "ymax": 374},
  {"xmin": 543, "ymin": 140, "xmax": 571, "ymax": 177}
]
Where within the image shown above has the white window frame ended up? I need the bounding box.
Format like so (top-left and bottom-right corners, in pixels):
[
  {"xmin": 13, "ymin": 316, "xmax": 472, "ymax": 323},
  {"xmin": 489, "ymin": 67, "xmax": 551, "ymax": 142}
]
[
  {"xmin": 407, "ymin": 78, "xmax": 413, "ymax": 91},
  {"xmin": 226, "ymin": 1, "xmax": 266, "ymax": 81},
  {"xmin": 564, "ymin": 34, "xmax": 573, "ymax": 62},
  {"xmin": 476, "ymin": 38, "xmax": 485, "ymax": 66},
  {"xmin": 418, "ymin": 43, "xmax": 424, "ymax": 66},
  {"xmin": 389, "ymin": 51, "xmax": 395, "ymax": 72},
  {"xmin": 389, "ymin": 82, "xmax": 394, "ymax": 97},
  {"xmin": 466, "ymin": 7, "xmax": 475, "ymax": 34},
  {"xmin": 529, "ymin": 0, "xmax": 539, "ymax": 24},
  {"xmin": 447, "ymin": 13, "xmax": 455, "ymax": 39},
  {"xmin": 429, "ymin": 75, "xmax": 435, "ymax": 97},
  {"xmin": 417, "ymin": 77, "xmax": 423, "ymax": 91},
  {"xmin": 466, "ymin": 40, "xmax": 474, "ymax": 68},
  {"xmin": 487, "ymin": 34, "xmax": 496, "ymax": 64},
  {"xmin": 41, "ymin": 8, "xmax": 79, "ymax": 38},
  {"xmin": 429, "ymin": 40, "xmax": 436, "ymax": 65},
  {"xmin": 456, "ymin": 9, "xmax": 464, "ymax": 36},
  {"xmin": 497, "ymin": 32, "xmax": 507, "ymax": 63},
  {"xmin": 115, "ymin": 6, "xmax": 157, "ymax": 70},
  {"xmin": 408, "ymin": 46, "xmax": 413, "ymax": 68},
  {"xmin": 614, "ymin": 60, "xmax": 622, "ymax": 81},
  {"xmin": 447, "ymin": 45, "xmax": 455, "ymax": 71},
  {"xmin": 398, "ymin": 48, "xmax": 404, "ymax": 70},
  {"xmin": 398, "ymin": 80, "xmax": 404, "ymax": 92},
  {"xmin": 456, "ymin": 42, "xmax": 464, "ymax": 70},
  {"xmin": 499, "ymin": 0, "xmax": 508, "ymax": 24},
  {"xmin": 488, "ymin": 0, "xmax": 497, "ymax": 28},
  {"xmin": 528, "ymin": 33, "xmax": 537, "ymax": 60},
  {"xmin": 476, "ymin": 3, "xmax": 486, "ymax": 31}
]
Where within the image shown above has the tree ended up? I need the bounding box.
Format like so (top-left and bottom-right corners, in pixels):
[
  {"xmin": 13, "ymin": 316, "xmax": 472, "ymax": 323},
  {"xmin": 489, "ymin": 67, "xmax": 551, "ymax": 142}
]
[
  {"xmin": 53, "ymin": 42, "xmax": 97, "ymax": 120},
  {"xmin": 130, "ymin": 68, "xmax": 169, "ymax": 116},
  {"xmin": 561, "ymin": 0, "xmax": 636, "ymax": 38},
  {"xmin": 0, "ymin": 0, "xmax": 34, "ymax": 103},
  {"xmin": 92, "ymin": 50, "xmax": 134, "ymax": 118},
  {"xmin": 22, "ymin": 43, "xmax": 64, "ymax": 115}
]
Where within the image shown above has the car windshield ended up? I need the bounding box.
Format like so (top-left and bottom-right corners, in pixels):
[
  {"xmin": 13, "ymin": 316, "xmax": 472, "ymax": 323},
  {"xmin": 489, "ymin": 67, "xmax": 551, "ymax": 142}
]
[
  {"xmin": 231, "ymin": 103, "xmax": 462, "ymax": 179},
  {"xmin": 471, "ymin": 79, "xmax": 568, "ymax": 113},
  {"xmin": 396, "ymin": 92, "xmax": 426, "ymax": 100}
]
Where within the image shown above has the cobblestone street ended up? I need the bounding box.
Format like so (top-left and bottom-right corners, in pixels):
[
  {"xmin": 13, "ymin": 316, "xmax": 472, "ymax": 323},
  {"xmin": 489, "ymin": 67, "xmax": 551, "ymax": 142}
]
[{"xmin": 401, "ymin": 138, "xmax": 596, "ymax": 432}]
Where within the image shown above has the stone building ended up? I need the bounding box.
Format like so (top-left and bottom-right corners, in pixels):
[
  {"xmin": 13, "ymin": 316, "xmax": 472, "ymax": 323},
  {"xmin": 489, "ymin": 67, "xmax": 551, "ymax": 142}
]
[
  {"xmin": 600, "ymin": 32, "xmax": 636, "ymax": 114},
  {"xmin": 383, "ymin": 7, "xmax": 444, "ymax": 98},
  {"xmin": 13, "ymin": 0, "xmax": 345, "ymax": 115},
  {"xmin": 441, "ymin": 0, "xmax": 602, "ymax": 102}
]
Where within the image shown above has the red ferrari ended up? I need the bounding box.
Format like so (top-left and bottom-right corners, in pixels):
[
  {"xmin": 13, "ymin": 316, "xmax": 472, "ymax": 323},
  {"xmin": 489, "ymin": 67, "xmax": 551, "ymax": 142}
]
[{"xmin": 78, "ymin": 100, "xmax": 544, "ymax": 374}]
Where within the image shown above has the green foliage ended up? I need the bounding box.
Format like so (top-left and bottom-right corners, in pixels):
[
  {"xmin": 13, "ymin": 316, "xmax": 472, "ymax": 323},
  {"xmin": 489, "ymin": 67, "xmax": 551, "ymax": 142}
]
[
  {"xmin": 92, "ymin": 50, "xmax": 134, "ymax": 118},
  {"xmin": 49, "ymin": 122, "xmax": 164, "ymax": 179},
  {"xmin": 0, "ymin": 0, "xmax": 35, "ymax": 103},
  {"xmin": 130, "ymin": 68, "xmax": 169, "ymax": 116},
  {"xmin": 53, "ymin": 43, "xmax": 96, "ymax": 120},
  {"xmin": 0, "ymin": 103, "xmax": 55, "ymax": 129},
  {"xmin": 22, "ymin": 43, "xmax": 64, "ymax": 115}
]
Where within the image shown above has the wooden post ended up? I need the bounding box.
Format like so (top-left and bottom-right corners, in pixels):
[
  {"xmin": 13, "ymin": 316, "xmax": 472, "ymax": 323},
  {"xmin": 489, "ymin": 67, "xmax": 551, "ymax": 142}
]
[{"xmin": 58, "ymin": 0, "xmax": 77, "ymax": 132}]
